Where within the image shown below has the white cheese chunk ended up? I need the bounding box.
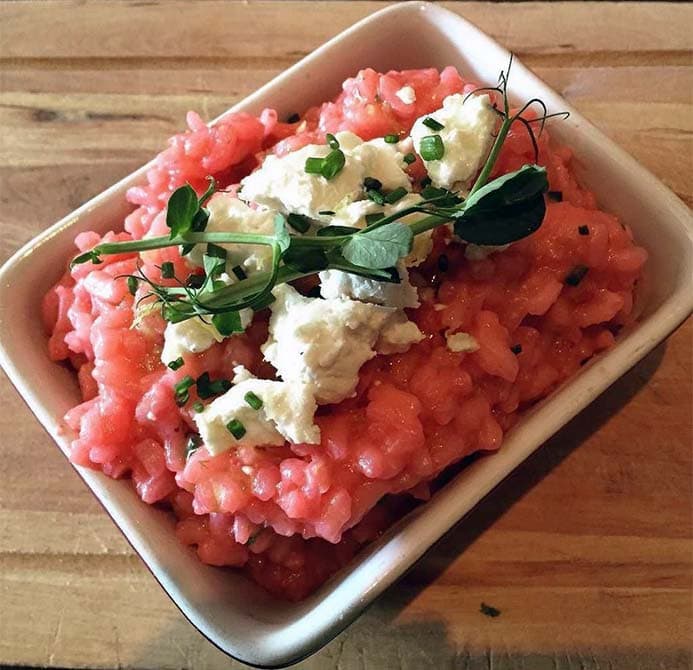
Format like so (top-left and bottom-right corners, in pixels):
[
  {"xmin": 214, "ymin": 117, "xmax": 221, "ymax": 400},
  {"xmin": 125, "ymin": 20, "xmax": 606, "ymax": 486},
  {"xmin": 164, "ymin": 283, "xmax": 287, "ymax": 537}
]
[
  {"xmin": 262, "ymin": 284, "xmax": 422, "ymax": 404},
  {"xmin": 445, "ymin": 331, "xmax": 480, "ymax": 353},
  {"xmin": 239, "ymin": 131, "xmax": 411, "ymax": 223},
  {"xmin": 411, "ymin": 93, "xmax": 497, "ymax": 190},
  {"xmin": 194, "ymin": 374, "xmax": 320, "ymax": 456},
  {"xmin": 161, "ymin": 318, "xmax": 224, "ymax": 365},
  {"xmin": 395, "ymin": 85, "xmax": 417, "ymax": 105},
  {"xmin": 378, "ymin": 314, "xmax": 425, "ymax": 354},
  {"xmin": 319, "ymin": 262, "xmax": 419, "ymax": 309},
  {"xmin": 187, "ymin": 194, "xmax": 277, "ymax": 274}
]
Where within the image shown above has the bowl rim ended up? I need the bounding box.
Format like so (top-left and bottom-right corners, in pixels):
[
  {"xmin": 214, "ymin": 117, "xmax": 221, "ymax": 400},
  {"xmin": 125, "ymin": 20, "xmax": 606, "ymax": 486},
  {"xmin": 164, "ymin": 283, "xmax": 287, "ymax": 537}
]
[{"xmin": 1, "ymin": 1, "xmax": 692, "ymax": 667}]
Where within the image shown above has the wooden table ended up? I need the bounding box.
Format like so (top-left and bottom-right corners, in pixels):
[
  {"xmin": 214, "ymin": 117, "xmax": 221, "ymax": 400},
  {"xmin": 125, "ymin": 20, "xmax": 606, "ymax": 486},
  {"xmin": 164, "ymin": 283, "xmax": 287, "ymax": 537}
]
[{"xmin": 1, "ymin": 2, "xmax": 691, "ymax": 668}]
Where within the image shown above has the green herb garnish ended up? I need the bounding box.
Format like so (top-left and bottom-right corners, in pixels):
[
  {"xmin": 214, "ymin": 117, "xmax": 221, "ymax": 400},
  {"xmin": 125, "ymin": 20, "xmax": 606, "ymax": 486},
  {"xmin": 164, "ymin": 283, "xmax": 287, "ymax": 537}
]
[
  {"xmin": 363, "ymin": 177, "xmax": 383, "ymax": 191},
  {"xmin": 174, "ymin": 375, "xmax": 195, "ymax": 406},
  {"xmin": 196, "ymin": 372, "xmax": 232, "ymax": 399},
  {"xmin": 548, "ymin": 190, "xmax": 563, "ymax": 202},
  {"xmin": 384, "ymin": 187, "xmax": 408, "ymax": 205},
  {"xmin": 305, "ymin": 136, "xmax": 346, "ymax": 180},
  {"xmin": 419, "ymin": 135, "xmax": 445, "ymax": 161},
  {"xmin": 384, "ymin": 133, "xmax": 399, "ymax": 144},
  {"xmin": 510, "ymin": 344, "xmax": 522, "ymax": 355},
  {"xmin": 226, "ymin": 418, "xmax": 246, "ymax": 440},
  {"xmin": 244, "ymin": 391, "xmax": 263, "ymax": 410},
  {"xmin": 167, "ymin": 357, "xmax": 184, "ymax": 371},
  {"xmin": 192, "ymin": 402, "xmax": 204, "ymax": 413},
  {"xmin": 480, "ymin": 602, "xmax": 501, "ymax": 618},
  {"xmin": 160, "ymin": 261, "xmax": 175, "ymax": 279},
  {"xmin": 403, "ymin": 152, "xmax": 416, "ymax": 165},
  {"xmin": 564, "ymin": 265, "xmax": 589, "ymax": 287},
  {"xmin": 185, "ymin": 434, "xmax": 201, "ymax": 458},
  {"xmin": 287, "ymin": 213, "xmax": 311, "ymax": 233},
  {"xmin": 422, "ymin": 117, "xmax": 444, "ymax": 131},
  {"xmin": 127, "ymin": 276, "xmax": 138, "ymax": 296},
  {"xmin": 578, "ymin": 225, "xmax": 589, "ymax": 236}
]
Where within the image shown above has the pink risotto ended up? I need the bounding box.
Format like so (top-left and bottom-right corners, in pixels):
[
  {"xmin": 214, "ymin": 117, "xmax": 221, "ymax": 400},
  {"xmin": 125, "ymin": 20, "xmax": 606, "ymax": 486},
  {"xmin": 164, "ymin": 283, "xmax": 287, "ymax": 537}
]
[{"xmin": 44, "ymin": 66, "xmax": 647, "ymax": 600}]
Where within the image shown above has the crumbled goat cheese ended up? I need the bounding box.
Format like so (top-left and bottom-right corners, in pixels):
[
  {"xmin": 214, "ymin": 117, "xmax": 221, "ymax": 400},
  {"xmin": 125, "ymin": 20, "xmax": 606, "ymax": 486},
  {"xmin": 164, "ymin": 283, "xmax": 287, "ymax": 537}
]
[
  {"xmin": 377, "ymin": 314, "xmax": 425, "ymax": 354},
  {"xmin": 194, "ymin": 373, "xmax": 319, "ymax": 456},
  {"xmin": 187, "ymin": 194, "xmax": 277, "ymax": 274},
  {"xmin": 411, "ymin": 93, "xmax": 497, "ymax": 190},
  {"xmin": 464, "ymin": 243, "xmax": 511, "ymax": 261},
  {"xmin": 395, "ymin": 85, "xmax": 417, "ymax": 105},
  {"xmin": 319, "ymin": 262, "xmax": 420, "ymax": 309},
  {"xmin": 262, "ymin": 284, "xmax": 422, "ymax": 404},
  {"xmin": 239, "ymin": 131, "xmax": 411, "ymax": 222},
  {"xmin": 161, "ymin": 318, "xmax": 224, "ymax": 365},
  {"xmin": 445, "ymin": 331, "xmax": 480, "ymax": 353}
]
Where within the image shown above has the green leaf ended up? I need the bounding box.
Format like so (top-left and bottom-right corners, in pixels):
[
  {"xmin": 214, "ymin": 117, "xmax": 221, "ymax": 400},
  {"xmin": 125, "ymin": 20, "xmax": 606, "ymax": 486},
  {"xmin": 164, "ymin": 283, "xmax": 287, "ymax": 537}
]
[
  {"xmin": 212, "ymin": 310, "xmax": 243, "ymax": 336},
  {"xmin": 70, "ymin": 249, "xmax": 102, "ymax": 268},
  {"xmin": 454, "ymin": 164, "xmax": 548, "ymax": 245},
  {"xmin": 166, "ymin": 184, "xmax": 199, "ymax": 238},
  {"xmin": 341, "ymin": 222, "xmax": 413, "ymax": 269}
]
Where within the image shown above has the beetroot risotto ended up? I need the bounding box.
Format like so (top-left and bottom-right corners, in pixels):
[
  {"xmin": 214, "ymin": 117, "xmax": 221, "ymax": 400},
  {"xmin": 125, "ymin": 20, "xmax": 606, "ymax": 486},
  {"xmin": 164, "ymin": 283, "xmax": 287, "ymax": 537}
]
[{"xmin": 44, "ymin": 63, "xmax": 647, "ymax": 600}]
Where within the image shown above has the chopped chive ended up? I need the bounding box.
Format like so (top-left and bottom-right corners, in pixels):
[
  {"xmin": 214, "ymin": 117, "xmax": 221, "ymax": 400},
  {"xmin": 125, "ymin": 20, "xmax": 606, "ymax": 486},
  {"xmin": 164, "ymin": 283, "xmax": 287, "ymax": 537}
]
[
  {"xmin": 437, "ymin": 254, "xmax": 449, "ymax": 272},
  {"xmin": 127, "ymin": 276, "xmax": 138, "ymax": 296},
  {"xmin": 196, "ymin": 371, "xmax": 232, "ymax": 400},
  {"xmin": 174, "ymin": 375, "xmax": 195, "ymax": 406},
  {"xmin": 185, "ymin": 434, "xmax": 201, "ymax": 458},
  {"xmin": 548, "ymin": 191, "xmax": 563, "ymax": 202},
  {"xmin": 564, "ymin": 265, "xmax": 589, "ymax": 287},
  {"xmin": 510, "ymin": 344, "xmax": 523, "ymax": 355},
  {"xmin": 206, "ymin": 243, "xmax": 227, "ymax": 259},
  {"xmin": 244, "ymin": 391, "xmax": 263, "ymax": 410},
  {"xmin": 326, "ymin": 133, "xmax": 339, "ymax": 150},
  {"xmin": 287, "ymin": 113, "xmax": 300, "ymax": 123},
  {"xmin": 480, "ymin": 602, "xmax": 501, "ymax": 618},
  {"xmin": 578, "ymin": 225, "xmax": 590, "ymax": 236},
  {"xmin": 384, "ymin": 187, "xmax": 408, "ymax": 205},
  {"xmin": 318, "ymin": 210, "xmax": 335, "ymax": 216},
  {"xmin": 192, "ymin": 402, "xmax": 204, "ymax": 413},
  {"xmin": 186, "ymin": 274, "xmax": 205, "ymax": 289},
  {"xmin": 422, "ymin": 117, "xmax": 445, "ymax": 131},
  {"xmin": 363, "ymin": 177, "xmax": 383, "ymax": 191},
  {"xmin": 287, "ymin": 213, "xmax": 311, "ymax": 233},
  {"xmin": 419, "ymin": 135, "xmax": 445, "ymax": 161},
  {"xmin": 420, "ymin": 176, "xmax": 432, "ymax": 188},
  {"xmin": 321, "ymin": 149, "xmax": 346, "ymax": 180},
  {"xmin": 384, "ymin": 133, "xmax": 399, "ymax": 144},
  {"xmin": 304, "ymin": 156, "xmax": 325, "ymax": 175},
  {"xmin": 366, "ymin": 189, "xmax": 385, "ymax": 205},
  {"xmin": 403, "ymin": 152, "xmax": 416, "ymax": 165},
  {"xmin": 226, "ymin": 418, "xmax": 246, "ymax": 440},
  {"xmin": 364, "ymin": 213, "xmax": 383, "ymax": 226},
  {"xmin": 231, "ymin": 264, "xmax": 247, "ymax": 281},
  {"xmin": 161, "ymin": 262, "xmax": 175, "ymax": 279},
  {"xmin": 167, "ymin": 356, "xmax": 184, "ymax": 371}
]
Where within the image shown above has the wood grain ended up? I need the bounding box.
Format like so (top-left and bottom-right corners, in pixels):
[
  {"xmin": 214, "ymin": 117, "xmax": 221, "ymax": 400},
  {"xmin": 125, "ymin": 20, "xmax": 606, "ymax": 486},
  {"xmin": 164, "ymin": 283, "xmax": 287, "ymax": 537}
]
[{"xmin": 0, "ymin": 2, "xmax": 691, "ymax": 669}]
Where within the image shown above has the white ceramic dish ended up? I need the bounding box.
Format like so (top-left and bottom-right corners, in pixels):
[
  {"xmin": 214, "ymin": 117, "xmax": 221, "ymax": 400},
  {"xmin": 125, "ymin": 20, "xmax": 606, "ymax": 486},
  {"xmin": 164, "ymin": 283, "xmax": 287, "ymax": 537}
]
[{"xmin": 1, "ymin": 2, "xmax": 691, "ymax": 667}]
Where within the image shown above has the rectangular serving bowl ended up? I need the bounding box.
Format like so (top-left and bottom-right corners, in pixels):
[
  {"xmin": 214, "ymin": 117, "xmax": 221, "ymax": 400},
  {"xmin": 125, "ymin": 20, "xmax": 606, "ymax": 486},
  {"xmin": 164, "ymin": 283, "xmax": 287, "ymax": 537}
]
[{"xmin": 1, "ymin": 2, "xmax": 691, "ymax": 667}]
